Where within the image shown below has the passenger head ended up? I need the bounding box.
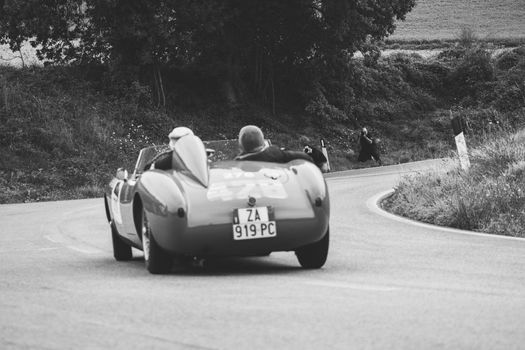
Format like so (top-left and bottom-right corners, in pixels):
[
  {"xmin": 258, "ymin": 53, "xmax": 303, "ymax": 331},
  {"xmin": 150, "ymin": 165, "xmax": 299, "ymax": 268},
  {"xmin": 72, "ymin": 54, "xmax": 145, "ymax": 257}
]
[
  {"xmin": 361, "ymin": 127, "xmax": 368, "ymax": 135},
  {"xmin": 168, "ymin": 127, "xmax": 194, "ymax": 149},
  {"xmin": 238, "ymin": 125, "xmax": 265, "ymax": 154}
]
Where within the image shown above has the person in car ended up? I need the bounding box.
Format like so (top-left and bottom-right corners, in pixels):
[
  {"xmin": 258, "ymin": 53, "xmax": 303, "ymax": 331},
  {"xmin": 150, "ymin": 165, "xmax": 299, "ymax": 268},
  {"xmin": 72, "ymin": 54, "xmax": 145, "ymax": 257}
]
[
  {"xmin": 146, "ymin": 126, "xmax": 194, "ymax": 170},
  {"xmin": 235, "ymin": 125, "xmax": 313, "ymax": 163}
]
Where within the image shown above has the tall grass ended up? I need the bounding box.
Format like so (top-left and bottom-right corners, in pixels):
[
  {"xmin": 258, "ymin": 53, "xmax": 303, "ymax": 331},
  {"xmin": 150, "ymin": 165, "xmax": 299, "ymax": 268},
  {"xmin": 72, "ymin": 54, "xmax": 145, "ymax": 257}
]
[
  {"xmin": 0, "ymin": 66, "xmax": 172, "ymax": 203},
  {"xmin": 383, "ymin": 128, "xmax": 525, "ymax": 237},
  {"xmin": 1, "ymin": 43, "xmax": 523, "ymax": 204}
]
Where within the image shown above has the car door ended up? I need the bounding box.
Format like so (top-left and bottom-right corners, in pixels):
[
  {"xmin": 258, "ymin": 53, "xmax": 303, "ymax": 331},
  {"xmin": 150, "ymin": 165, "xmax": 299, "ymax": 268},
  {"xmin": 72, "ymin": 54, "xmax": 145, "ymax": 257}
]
[
  {"xmin": 110, "ymin": 180, "xmax": 125, "ymax": 234},
  {"xmin": 118, "ymin": 178, "xmax": 142, "ymax": 246}
]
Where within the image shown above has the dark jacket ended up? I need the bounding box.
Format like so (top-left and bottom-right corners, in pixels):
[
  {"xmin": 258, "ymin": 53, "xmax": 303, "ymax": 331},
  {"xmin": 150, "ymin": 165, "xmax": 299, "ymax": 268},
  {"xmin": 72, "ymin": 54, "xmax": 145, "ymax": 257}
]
[
  {"xmin": 358, "ymin": 133, "xmax": 381, "ymax": 162},
  {"xmin": 236, "ymin": 145, "xmax": 313, "ymax": 164}
]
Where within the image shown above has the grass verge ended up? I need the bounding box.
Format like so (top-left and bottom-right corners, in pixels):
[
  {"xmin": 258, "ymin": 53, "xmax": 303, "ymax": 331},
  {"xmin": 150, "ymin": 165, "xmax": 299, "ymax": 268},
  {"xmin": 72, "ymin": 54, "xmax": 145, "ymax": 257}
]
[{"xmin": 382, "ymin": 128, "xmax": 525, "ymax": 237}]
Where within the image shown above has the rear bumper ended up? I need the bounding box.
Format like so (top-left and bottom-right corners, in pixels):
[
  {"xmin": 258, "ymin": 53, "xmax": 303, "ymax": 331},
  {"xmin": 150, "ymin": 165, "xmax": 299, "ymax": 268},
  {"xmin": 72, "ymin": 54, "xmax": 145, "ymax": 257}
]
[{"xmin": 151, "ymin": 216, "xmax": 329, "ymax": 257}]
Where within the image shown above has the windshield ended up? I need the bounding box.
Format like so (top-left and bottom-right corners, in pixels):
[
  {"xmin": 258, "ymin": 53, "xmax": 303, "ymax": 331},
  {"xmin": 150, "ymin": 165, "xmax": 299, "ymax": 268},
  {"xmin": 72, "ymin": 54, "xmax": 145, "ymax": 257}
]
[
  {"xmin": 132, "ymin": 145, "xmax": 170, "ymax": 177},
  {"xmin": 174, "ymin": 135, "xmax": 209, "ymax": 187},
  {"xmin": 203, "ymin": 138, "xmax": 272, "ymax": 162}
]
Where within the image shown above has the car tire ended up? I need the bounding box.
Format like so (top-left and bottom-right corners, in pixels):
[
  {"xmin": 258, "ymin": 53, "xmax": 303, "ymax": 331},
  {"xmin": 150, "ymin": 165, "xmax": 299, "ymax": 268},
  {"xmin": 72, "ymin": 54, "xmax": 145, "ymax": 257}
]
[
  {"xmin": 295, "ymin": 227, "xmax": 329, "ymax": 269},
  {"xmin": 111, "ymin": 221, "xmax": 132, "ymax": 261},
  {"xmin": 142, "ymin": 210, "xmax": 172, "ymax": 274}
]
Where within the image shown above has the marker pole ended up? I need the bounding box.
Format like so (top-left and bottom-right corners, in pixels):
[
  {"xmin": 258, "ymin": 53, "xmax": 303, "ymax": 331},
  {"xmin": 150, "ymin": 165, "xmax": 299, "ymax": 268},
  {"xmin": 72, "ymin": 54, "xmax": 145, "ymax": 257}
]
[{"xmin": 451, "ymin": 115, "xmax": 470, "ymax": 171}]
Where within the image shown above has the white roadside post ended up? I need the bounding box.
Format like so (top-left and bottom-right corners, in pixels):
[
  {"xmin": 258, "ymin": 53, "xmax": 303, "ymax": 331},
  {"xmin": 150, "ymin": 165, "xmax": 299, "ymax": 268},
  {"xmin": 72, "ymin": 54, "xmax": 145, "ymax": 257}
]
[
  {"xmin": 451, "ymin": 115, "xmax": 470, "ymax": 171},
  {"xmin": 320, "ymin": 139, "xmax": 331, "ymax": 172}
]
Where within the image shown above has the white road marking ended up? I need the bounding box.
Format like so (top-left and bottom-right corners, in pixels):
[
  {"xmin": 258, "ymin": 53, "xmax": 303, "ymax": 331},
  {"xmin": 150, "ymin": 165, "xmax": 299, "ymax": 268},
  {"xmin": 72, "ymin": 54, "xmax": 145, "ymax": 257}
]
[
  {"xmin": 0, "ymin": 247, "xmax": 59, "ymax": 253},
  {"xmin": 49, "ymin": 203, "xmax": 109, "ymax": 255},
  {"xmin": 303, "ymin": 280, "xmax": 399, "ymax": 292},
  {"xmin": 44, "ymin": 234, "xmax": 65, "ymax": 244},
  {"xmin": 45, "ymin": 234, "xmax": 105, "ymax": 255},
  {"xmin": 67, "ymin": 245, "xmax": 102, "ymax": 255},
  {"xmin": 368, "ymin": 190, "xmax": 525, "ymax": 242}
]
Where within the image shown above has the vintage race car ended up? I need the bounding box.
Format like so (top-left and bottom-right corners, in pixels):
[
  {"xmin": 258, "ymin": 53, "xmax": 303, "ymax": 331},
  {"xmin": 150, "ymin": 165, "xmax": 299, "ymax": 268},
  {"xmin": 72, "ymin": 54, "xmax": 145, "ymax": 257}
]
[{"xmin": 104, "ymin": 134, "xmax": 330, "ymax": 274}]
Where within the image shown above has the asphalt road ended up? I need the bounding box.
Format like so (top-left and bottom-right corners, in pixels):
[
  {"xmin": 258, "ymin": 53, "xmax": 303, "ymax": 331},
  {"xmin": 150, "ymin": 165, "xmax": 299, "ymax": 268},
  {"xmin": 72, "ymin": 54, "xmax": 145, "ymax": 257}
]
[{"xmin": 1, "ymin": 159, "xmax": 524, "ymax": 349}]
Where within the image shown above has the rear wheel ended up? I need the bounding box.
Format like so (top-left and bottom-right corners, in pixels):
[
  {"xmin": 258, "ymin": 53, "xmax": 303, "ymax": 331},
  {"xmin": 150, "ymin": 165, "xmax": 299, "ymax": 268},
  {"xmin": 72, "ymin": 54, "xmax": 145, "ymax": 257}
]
[
  {"xmin": 295, "ymin": 227, "xmax": 329, "ymax": 269},
  {"xmin": 142, "ymin": 210, "xmax": 172, "ymax": 274},
  {"xmin": 111, "ymin": 221, "xmax": 132, "ymax": 261}
]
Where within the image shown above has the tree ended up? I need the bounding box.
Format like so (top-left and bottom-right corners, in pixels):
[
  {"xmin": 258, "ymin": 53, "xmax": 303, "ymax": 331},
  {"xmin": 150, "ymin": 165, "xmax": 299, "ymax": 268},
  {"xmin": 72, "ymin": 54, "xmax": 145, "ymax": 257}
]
[
  {"xmin": 0, "ymin": 0, "xmax": 91, "ymax": 62},
  {"xmin": 0, "ymin": 0, "xmax": 416, "ymax": 109}
]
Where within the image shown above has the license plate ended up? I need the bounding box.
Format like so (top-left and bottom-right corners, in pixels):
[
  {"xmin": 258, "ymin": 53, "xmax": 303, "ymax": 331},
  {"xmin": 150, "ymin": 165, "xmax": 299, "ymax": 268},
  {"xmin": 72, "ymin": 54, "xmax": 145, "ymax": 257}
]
[{"xmin": 232, "ymin": 206, "xmax": 277, "ymax": 240}]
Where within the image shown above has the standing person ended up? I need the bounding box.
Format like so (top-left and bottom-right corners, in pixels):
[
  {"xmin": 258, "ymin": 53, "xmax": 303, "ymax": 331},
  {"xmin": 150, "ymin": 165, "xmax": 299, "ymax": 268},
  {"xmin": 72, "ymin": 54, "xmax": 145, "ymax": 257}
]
[
  {"xmin": 304, "ymin": 144, "xmax": 328, "ymax": 172},
  {"xmin": 235, "ymin": 125, "xmax": 313, "ymax": 163},
  {"xmin": 358, "ymin": 127, "xmax": 382, "ymax": 165}
]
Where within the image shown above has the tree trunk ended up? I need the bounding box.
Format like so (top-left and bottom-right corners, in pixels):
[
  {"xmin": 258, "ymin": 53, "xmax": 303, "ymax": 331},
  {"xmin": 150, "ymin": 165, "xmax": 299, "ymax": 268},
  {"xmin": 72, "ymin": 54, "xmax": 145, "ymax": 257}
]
[
  {"xmin": 221, "ymin": 53, "xmax": 241, "ymax": 105},
  {"xmin": 152, "ymin": 67, "xmax": 160, "ymax": 106},
  {"xmin": 157, "ymin": 67, "xmax": 166, "ymax": 107},
  {"xmin": 2, "ymin": 78, "xmax": 8, "ymax": 112},
  {"xmin": 152, "ymin": 65, "xmax": 165, "ymax": 108},
  {"xmin": 18, "ymin": 49, "xmax": 25, "ymax": 68}
]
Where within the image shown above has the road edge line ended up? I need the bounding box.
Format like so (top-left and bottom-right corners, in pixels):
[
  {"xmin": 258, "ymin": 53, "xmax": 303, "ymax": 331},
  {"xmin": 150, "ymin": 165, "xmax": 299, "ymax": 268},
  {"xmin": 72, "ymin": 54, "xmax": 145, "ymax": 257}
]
[{"xmin": 368, "ymin": 189, "xmax": 525, "ymax": 242}]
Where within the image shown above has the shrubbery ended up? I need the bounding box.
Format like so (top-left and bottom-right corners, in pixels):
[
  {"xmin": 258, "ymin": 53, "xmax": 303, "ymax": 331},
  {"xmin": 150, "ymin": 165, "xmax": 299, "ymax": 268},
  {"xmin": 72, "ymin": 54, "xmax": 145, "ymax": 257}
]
[
  {"xmin": 383, "ymin": 129, "xmax": 525, "ymax": 236},
  {"xmin": 439, "ymin": 45, "xmax": 525, "ymax": 112},
  {"xmin": 381, "ymin": 43, "xmax": 525, "ymax": 236},
  {"xmin": 304, "ymin": 53, "xmax": 442, "ymax": 127},
  {"xmin": 445, "ymin": 48, "xmax": 495, "ymax": 100},
  {"xmin": 1, "ymin": 42, "xmax": 524, "ymax": 203},
  {"xmin": 0, "ymin": 66, "xmax": 172, "ymax": 203}
]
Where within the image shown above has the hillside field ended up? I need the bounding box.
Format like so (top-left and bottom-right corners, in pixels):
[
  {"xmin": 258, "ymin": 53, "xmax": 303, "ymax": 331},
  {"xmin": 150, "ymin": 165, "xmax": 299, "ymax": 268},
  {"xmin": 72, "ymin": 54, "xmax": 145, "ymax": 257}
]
[{"xmin": 391, "ymin": 0, "xmax": 525, "ymax": 40}]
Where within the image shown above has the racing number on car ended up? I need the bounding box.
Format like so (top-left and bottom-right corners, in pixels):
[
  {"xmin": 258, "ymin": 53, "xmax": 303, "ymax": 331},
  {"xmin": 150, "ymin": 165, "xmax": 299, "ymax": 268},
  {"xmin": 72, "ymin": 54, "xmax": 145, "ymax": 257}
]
[{"xmin": 208, "ymin": 180, "xmax": 287, "ymax": 201}]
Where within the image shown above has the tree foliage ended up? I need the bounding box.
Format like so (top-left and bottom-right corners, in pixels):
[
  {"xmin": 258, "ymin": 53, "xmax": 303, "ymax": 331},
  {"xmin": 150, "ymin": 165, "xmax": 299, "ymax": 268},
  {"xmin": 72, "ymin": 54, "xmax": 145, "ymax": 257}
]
[{"xmin": 1, "ymin": 0, "xmax": 416, "ymax": 109}]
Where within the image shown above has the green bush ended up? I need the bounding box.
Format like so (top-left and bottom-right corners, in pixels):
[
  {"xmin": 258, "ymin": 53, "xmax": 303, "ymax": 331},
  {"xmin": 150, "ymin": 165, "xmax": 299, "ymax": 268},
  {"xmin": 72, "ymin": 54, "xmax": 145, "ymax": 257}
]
[
  {"xmin": 0, "ymin": 65, "xmax": 171, "ymax": 203},
  {"xmin": 386, "ymin": 53, "xmax": 449, "ymax": 93},
  {"xmin": 302, "ymin": 54, "xmax": 444, "ymax": 126},
  {"xmin": 384, "ymin": 128, "xmax": 525, "ymax": 237},
  {"xmin": 494, "ymin": 46, "xmax": 525, "ymax": 70},
  {"xmin": 493, "ymin": 47, "xmax": 525, "ymax": 111},
  {"xmin": 2, "ymin": 40, "xmax": 523, "ymax": 205},
  {"xmin": 446, "ymin": 48, "xmax": 495, "ymax": 99}
]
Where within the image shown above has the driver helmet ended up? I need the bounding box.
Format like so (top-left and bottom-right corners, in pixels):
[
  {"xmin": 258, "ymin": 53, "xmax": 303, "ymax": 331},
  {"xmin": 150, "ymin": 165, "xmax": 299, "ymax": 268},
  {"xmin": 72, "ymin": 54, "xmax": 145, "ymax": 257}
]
[
  {"xmin": 168, "ymin": 127, "xmax": 194, "ymax": 149},
  {"xmin": 239, "ymin": 125, "xmax": 265, "ymax": 153}
]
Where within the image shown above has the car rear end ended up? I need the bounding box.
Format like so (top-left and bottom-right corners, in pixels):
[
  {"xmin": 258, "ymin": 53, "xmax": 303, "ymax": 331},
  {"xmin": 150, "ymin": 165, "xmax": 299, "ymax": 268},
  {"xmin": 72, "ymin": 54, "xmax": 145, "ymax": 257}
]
[{"xmin": 153, "ymin": 160, "xmax": 329, "ymax": 257}]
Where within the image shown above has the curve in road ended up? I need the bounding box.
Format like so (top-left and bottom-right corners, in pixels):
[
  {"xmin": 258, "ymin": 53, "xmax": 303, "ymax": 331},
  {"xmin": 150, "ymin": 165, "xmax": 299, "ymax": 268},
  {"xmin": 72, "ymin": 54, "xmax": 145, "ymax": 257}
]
[{"xmin": 1, "ymin": 159, "xmax": 524, "ymax": 349}]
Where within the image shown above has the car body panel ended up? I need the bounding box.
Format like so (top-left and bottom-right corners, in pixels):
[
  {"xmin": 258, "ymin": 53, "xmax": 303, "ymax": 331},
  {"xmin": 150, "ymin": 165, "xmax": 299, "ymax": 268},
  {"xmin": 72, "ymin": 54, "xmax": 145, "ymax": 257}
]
[{"xmin": 105, "ymin": 136, "xmax": 329, "ymax": 258}]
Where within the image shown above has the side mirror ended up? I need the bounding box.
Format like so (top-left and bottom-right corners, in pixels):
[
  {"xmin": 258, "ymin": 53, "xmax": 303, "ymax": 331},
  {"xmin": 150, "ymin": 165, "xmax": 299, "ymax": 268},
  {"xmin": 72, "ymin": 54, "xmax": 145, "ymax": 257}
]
[{"xmin": 116, "ymin": 168, "xmax": 128, "ymax": 181}]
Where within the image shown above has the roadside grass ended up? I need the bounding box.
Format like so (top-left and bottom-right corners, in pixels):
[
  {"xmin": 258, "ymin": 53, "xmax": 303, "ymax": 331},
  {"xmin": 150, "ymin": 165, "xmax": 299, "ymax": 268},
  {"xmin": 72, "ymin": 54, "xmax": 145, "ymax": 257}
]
[
  {"xmin": 383, "ymin": 38, "xmax": 525, "ymax": 51},
  {"xmin": 1, "ymin": 40, "xmax": 523, "ymax": 204},
  {"xmin": 383, "ymin": 127, "xmax": 525, "ymax": 237},
  {"xmin": 0, "ymin": 60, "xmax": 455, "ymax": 204},
  {"xmin": 0, "ymin": 66, "xmax": 173, "ymax": 203}
]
